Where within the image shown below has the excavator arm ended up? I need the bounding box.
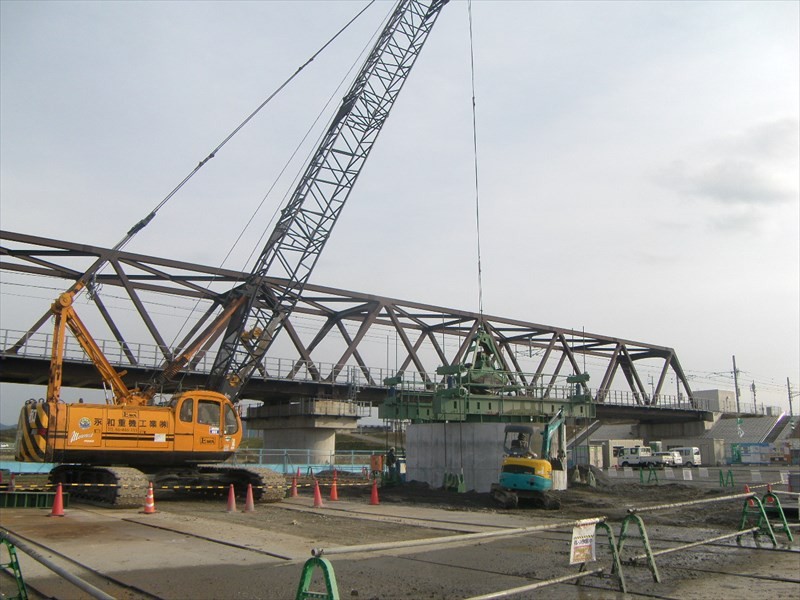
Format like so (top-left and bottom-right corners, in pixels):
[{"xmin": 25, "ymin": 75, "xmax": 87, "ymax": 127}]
[{"xmin": 540, "ymin": 408, "xmax": 565, "ymax": 459}]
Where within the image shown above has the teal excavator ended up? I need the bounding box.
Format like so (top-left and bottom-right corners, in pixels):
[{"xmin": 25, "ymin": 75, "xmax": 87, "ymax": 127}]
[{"xmin": 491, "ymin": 409, "xmax": 566, "ymax": 509}]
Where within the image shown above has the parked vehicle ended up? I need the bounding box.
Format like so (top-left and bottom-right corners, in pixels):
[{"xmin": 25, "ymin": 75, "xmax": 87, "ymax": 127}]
[
  {"xmin": 653, "ymin": 451, "xmax": 682, "ymax": 467},
  {"xmin": 615, "ymin": 445, "xmax": 655, "ymax": 468},
  {"xmin": 670, "ymin": 446, "xmax": 702, "ymax": 467}
]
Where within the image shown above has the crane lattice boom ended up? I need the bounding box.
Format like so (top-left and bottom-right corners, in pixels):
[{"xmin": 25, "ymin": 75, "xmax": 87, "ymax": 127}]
[{"xmin": 209, "ymin": 0, "xmax": 448, "ymax": 400}]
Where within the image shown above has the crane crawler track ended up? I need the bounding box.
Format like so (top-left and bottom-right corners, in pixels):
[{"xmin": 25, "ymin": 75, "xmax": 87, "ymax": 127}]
[
  {"xmin": 196, "ymin": 465, "xmax": 286, "ymax": 502},
  {"xmin": 49, "ymin": 465, "xmax": 151, "ymax": 508}
]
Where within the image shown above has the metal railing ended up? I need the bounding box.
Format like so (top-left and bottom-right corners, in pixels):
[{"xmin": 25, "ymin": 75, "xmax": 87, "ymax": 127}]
[{"xmin": 2, "ymin": 327, "xmax": 766, "ymax": 415}]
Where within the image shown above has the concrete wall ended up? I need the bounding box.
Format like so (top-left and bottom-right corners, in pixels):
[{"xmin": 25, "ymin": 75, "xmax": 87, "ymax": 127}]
[
  {"xmin": 693, "ymin": 389, "xmax": 738, "ymax": 413},
  {"xmin": 571, "ymin": 444, "xmax": 604, "ymax": 468},
  {"xmin": 406, "ymin": 423, "xmax": 506, "ymax": 493}
]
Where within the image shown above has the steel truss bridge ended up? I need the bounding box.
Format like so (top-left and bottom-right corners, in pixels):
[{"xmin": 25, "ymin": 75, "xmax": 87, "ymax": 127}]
[{"xmin": 1, "ymin": 230, "xmax": 700, "ymax": 420}]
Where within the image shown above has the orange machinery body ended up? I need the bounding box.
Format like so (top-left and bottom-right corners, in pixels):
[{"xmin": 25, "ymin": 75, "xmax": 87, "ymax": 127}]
[{"xmin": 16, "ymin": 390, "xmax": 242, "ymax": 467}]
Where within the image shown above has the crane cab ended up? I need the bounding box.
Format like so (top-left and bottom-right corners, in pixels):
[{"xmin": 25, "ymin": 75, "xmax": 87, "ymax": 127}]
[{"xmin": 16, "ymin": 390, "xmax": 242, "ymax": 467}]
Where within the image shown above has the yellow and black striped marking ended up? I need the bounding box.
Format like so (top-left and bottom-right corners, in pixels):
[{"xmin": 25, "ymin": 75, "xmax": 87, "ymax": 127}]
[{"xmin": 15, "ymin": 401, "xmax": 49, "ymax": 462}]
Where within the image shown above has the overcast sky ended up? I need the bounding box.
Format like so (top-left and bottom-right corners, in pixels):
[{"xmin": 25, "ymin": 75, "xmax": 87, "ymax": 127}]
[{"xmin": 1, "ymin": 0, "xmax": 798, "ymax": 418}]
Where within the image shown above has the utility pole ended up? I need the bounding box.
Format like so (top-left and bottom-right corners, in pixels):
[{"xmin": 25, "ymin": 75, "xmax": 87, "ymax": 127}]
[
  {"xmin": 788, "ymin": 377, "xmax": 795, "ymax": 418},
  {"xmin": 750, "ymin": 381, "xmax": 757, "ymax": 414},
  {"xmin": 732, "ymin": 355, "xmax": 741, "ymax": 413}
]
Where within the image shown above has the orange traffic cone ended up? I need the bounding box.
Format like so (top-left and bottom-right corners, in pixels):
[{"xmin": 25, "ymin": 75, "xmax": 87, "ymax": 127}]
[
  {"xmin": 313, "ymin": 480, "xmax": 324, "ymax": 508},
  {"xmin": 766, "ymin": 483, "xmax": 775, "ymax": 504},
  {"xmin": 244, "ymin": 484, "xmax": 255, "ymax": 513},
  {"xmin": 290, "ymin": 476, "xmax": 299, "ymax": 498},
  {"xmin": 143, "ymin": 482, "xmax": 156, "ymax": 514},
  {"xmin": 330, "ymin": 476, "xmax": 339, "ymax": 502},
  {"xmin": 370, "ymin": 479, "xmax": 380, "ymax": 505},
  {"xmin": 744, "ymin": 484, "xmax": 754, "ymax": 507},
  {"xmin": 49, "ymin": 483, "xmax": 65, "ymax": 517},
  {"xmin": 226, "ymin": 483, "xmax": 238, "ymax": 513}
]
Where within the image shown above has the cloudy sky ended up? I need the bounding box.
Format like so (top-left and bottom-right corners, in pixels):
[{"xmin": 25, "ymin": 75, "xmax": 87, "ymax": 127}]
[{"xmin": 1, "ymin": 0, "xmax": 798, "ymax": 416}]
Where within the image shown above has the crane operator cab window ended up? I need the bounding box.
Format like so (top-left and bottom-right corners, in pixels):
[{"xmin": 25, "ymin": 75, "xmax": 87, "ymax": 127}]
[
  {"xmin": 197, "ymin": 400, "xmax": 221, "ymax": 435},
  {"xmin": 178, "ymin": 398, "xmax": 193, "ymax": 423},
  {"xmin": 223, "ymin": 404, "xmax": 239, "ymax": 435}
]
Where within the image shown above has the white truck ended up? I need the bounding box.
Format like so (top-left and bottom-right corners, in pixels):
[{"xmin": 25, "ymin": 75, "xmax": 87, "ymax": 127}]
[{"xmin": 615, "ymin": 445, "xmax": 655, "ymax": 468}]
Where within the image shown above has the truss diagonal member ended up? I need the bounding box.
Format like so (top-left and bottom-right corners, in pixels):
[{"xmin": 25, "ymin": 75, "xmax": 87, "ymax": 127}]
[
  {"xmin": 88, "ymin": 290, "xmax": 138, "ymax": 366},
  {"xmin": 422, "ymin": 329, "xmax": 448, "ymax": 368},
  {"xmin": 110, "ymin": 259, "xmax": 172, "ymax": 362},
  {"xmin": 328, "ymin": 301, "xmax": 383, "ymax": 383},
  {"xmin": 281, "ymin": 317, "xmax": 321, "ymax": 381},
  {"xmin": 619, "ymin": 345, "xmax": 649, "ymax": 405},
  {"xmin": 556, "ymin": 333, "xmax": 589, "ymax": 390},
  {"xmin": 497, "ymin": 336, "xmax": 528, "ymax": 387},
  {"xmin": 451, "ymin": 320, "xmax": 481, "ymax": 366},
  {"xmin": 531, "ymin": 333, "xmax": 558, "ymax": 389},
  {"xmin": 385, "ymin": 305, "xmax": 431, "ymax": 385},
  {"xmin": 330, "ymin": 319, "xmax": 376, "ymax": 386},
  {"xmin": 597, "ymin": 344, "xmax": 623, "ymax": 403}
]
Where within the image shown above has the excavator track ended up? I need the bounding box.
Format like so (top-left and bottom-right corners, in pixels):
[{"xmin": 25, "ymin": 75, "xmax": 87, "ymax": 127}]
[
  {"xmin": 50, "ymin": 465, "xmax": 151, "ymax": 508},
  {"xmin": 197, "ymin": 465, "xmax": 286, "ymax": 502}
]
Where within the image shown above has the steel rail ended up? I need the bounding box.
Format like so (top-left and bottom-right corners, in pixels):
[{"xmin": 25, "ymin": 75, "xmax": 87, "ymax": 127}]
[
  {"xmin": 311, "ymin": 516, "xmax": 605, "ymax": 557},
  {"xmin": 630, "ymin": 527, "xmax": 760, "ymax": 560},
  {"xmin": 0, "ymin": 529, "xmax": 116, "ymax": 600},
  {"xmin": 463, "ymin": 567, "xmax": 607, "ymax": 600},
  {"xmin": 626, "ymin": 491, "xmax": 755, "ymax": 514}
]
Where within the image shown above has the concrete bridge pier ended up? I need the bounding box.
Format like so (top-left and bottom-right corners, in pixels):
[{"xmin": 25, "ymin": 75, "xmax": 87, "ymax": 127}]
[{"xmin": 244, "ymin": 398, "xmax": 367, "ymax": 462}]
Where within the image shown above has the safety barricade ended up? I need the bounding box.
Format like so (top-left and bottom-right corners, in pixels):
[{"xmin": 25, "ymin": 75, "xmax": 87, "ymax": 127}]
[
  {"xmin": 616, "ymin": 488, "xmax": 792, "ymax": 585},
  {"xmin": 296, "ymin": 556, "xmax": 339, "ymax": 600},
  {"xmin": 720, "ymin": 469, "xmax": 735, "ymax": 487},
  {"xmin": 306, "ymin": 516, "xmax": 627, "ymax": 597},
  {"xmin": 740, "ymin": 484, "xmax": 793, "ymax": 543},
  {"xmin": 0, "ymin": 533, "xmax": 27, "ymax": 600}
]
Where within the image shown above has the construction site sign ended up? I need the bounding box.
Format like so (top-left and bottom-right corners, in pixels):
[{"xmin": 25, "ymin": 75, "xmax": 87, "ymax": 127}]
[{"xmin": 569, "ymin": 522, "xmax": 596, "ymax": 564}]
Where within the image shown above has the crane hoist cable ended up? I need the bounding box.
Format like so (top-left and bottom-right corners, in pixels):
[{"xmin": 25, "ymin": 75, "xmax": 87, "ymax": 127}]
[
  {"xmin": 6, "ymin": 2, "xmax": 377, "ymax": 354},
  {"xmin": 168, "ymin": 3, "xmax": 391, "ymax": 352},
  {"xmin": 468, "ymin": 0, "xmax": 484, "ymax": 321}
]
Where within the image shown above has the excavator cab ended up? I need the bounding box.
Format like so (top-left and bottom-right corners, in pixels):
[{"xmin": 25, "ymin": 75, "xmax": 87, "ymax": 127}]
[{"xmin": 503, "ymin": 425, "xmax": 537, "ymax": 458}]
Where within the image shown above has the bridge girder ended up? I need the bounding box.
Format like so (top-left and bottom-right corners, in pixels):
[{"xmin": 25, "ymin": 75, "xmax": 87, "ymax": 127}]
[{"xmin": 1, "ymin": 230, "xmax": 695, "ymax": 407}]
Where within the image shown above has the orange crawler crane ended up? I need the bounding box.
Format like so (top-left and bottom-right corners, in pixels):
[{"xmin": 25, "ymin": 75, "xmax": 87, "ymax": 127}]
[
  {"xmin": 15, "ymin": 287, "xmax": 284, "ymax": 506},
  {"xmin": 14, "ymin": 0, "xmax": 448, "ymax": 506}
]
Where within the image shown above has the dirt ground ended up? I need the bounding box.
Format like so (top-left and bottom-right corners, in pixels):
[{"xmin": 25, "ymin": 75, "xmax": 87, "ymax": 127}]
[{"xmin": 2, "ymin": 465, "xmax": 798, "ymax": 600}]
